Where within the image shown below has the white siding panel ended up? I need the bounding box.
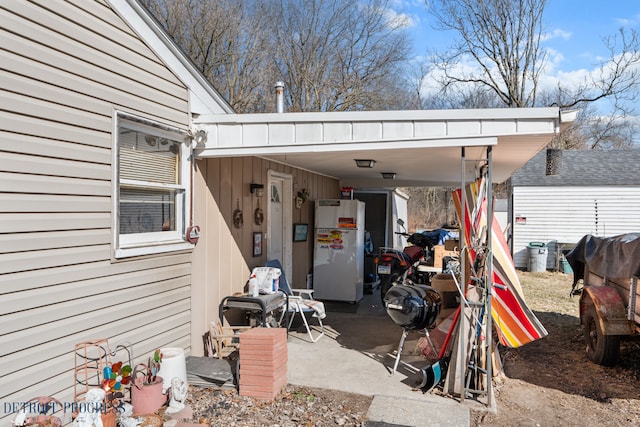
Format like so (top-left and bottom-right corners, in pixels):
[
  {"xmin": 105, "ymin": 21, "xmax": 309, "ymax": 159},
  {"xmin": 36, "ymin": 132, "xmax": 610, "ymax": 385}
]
[
  {"xmin": 2, "ymin": 277, "xmax": 188, "ymax": 334},
  {"xmin": 0, "ymin": 245, "xmax": 110, "ymax": 275},
  {"xmin": 448, "ymin": 120, "xmax": 480, "ymax": 136},
  {"xmin": 2, "ymin": 9, "xmax": 187, "ymax": 102},
  {"xmin": 324, "ymin": 122, "xmax": 352, "ymax": 142},
  {"xmin": 0, "ymin": 213, "xmax": 110, "ymax": 233},
  {"xmin": 1, "ymin": 264, "xmax": 191, "ymax": 315},
  {"xmin": 1, "ymin": 131, "xmax": 111, "ymax": 164},
  {"xmin": 268, "ymin": 123, "xmax": 295, "ymax": 145},
  {"xmin": 0, "ymin": 194, "xmax": 110, "ymax": 213},
  {"xmin": 1, "ymin": 47, "xmax": 186, "ymax": 128},
  {"xmin": 0, "ymin": 173, "xmax": 110, "ymax": 197},
  {"xmin": 35, "ymin": 0, "xmax": 160, "ymax": 63},
  {"xmin": 1, "ymin": 287, "xmax": 190, "ymax": 356},
  {"xmin": 0, "ymin": 254, "xmax": 191, "ymax": 294},
  {"xmin": 242, "ymin": 124, "xmax": 268, "ymax": 147},
  {"xmin": 0, "ymin": 151, "xmax": 111, "ymax": 180},
  {"xmin": 413, "ymin": 121, "xmax": 446, "ymax": 137},
  {"xmin": 5, "ymin": 88, "xmax": 111, "ymax": 133},
  {"xmin": 3, "ymin": 70, "xmax": 110, "ymax": 119},
  {"xmin": 0, "ymin": 229, "xmax": 109, "ymax": 254},
  {"xmin": 382, "ymin": 121, "xmax": 413, "ymax": 139},
  {"xmin": 512, "ymin": 186, "xmax": 640, "ymax": 269},
  {"xmin": 295, "ymin": 122, "xmax": 323, "ymax": 143},
  {"xmin": 1, "ymin": 310, "xmax": 190, "ymax": 400},
  {"xmin": 1, "ymin": 111, "xmax": 110, "ymax": 149}
]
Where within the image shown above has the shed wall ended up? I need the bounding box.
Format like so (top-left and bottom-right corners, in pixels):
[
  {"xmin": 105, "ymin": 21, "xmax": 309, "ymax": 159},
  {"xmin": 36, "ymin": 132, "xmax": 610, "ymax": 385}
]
[
  {"xmin": 0, "ymin": 0, "xmax": 191, "ymax": 416},
  {"xmin": 512, "ymin": 186, "xmax": 640, "ymax": 269}
]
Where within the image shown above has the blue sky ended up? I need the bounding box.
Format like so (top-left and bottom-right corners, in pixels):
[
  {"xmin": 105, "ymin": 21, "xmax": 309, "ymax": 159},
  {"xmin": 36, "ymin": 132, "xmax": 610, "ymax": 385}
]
[{"xmin": 389, "ymin": 0, "xmax": 640, "ymax": 102}]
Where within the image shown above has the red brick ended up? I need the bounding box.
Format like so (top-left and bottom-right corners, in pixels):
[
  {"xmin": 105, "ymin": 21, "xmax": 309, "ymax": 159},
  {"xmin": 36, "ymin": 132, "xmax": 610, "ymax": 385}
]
[
  {"xmin": 239, "ymin": 364, "xmax": 287, "ymax": 379},
  {"xmin": 240, "ymin": 341, "xmax": 287, "ymax": 352},
  {"xmin": 239, "ymin": 381, "xmax": 287, "ymax": 396},
  {"xmin": 240, "ymin": 328, "xmax": 286, "ymax": 342},
  {"xmin": 239, "ymin": 352, "xmax": 287, "ymax": 365}
]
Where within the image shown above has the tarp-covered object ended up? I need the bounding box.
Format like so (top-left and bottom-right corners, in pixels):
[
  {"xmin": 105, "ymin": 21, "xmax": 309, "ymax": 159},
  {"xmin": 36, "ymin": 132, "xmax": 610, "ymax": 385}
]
[{"xmin": 566, "ymin": 233, "xmax": 640, "ymax": 287}]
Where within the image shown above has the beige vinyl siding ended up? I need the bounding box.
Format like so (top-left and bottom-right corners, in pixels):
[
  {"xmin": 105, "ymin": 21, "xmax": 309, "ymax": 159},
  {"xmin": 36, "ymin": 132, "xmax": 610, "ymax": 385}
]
[
  {"xmin": 190, "ymin": 156, "xmax": 339, "ymax": 355},
  {"xmin": 0, "ymin": 0, "xmax": 192, "ymax": 418}
]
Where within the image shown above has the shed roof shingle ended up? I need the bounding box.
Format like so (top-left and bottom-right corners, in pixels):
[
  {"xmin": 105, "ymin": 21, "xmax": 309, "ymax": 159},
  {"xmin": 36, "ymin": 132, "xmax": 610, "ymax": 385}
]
[{"xmin": 511, "ymin": 149, "xmax": 640, "ymax": 186}]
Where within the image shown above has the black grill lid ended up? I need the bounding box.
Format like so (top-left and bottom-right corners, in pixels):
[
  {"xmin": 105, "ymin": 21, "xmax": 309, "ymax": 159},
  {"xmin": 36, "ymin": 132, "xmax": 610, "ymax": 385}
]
[{"xmin": 384, "ymin": 284, "xmax": 441, "ymax": 330}]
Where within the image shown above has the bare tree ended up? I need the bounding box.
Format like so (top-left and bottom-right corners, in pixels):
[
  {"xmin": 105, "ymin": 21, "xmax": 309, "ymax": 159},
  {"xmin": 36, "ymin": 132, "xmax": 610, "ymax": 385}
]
[
  {"xmin": 426, "ymin": 0, "xmax": 547, "ymax": 108},
  {"xmin": 263, "ymin": 0, "xmax": 413, "ymax": 112},
  {"xmin": 425, "ymin": 0, "xmax": 640, "ymax": 149},
  {"xmin": 558, "ymin": 28, "xmax": 640, "ymax": 114},
  {"xmin": 141, "ymin": 0, "xmax": 272, "ymax": 113},
  {"xmin": 142, "ymin": 0, "xmax": 414, "ymax": 113}
]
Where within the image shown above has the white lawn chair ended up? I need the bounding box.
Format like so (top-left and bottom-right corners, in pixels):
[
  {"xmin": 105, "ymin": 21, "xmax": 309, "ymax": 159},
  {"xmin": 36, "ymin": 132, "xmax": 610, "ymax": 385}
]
[{"xmin": 266, "ymin": 260, "xmax": 325, "ymax": 342}]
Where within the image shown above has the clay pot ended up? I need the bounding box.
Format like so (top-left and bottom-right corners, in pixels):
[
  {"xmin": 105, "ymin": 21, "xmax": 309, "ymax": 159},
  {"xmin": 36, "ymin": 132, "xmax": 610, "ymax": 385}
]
[
  {"xmin": 131, "ymin": 376, "xmax": 165, "ymax": 415},
  {"xmin": 101, "ymin": 412, "xmax": 116, "ymax": 427}
]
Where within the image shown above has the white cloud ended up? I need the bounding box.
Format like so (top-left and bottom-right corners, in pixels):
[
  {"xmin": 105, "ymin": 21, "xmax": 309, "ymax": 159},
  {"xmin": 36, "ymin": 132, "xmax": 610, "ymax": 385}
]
[
  {"xmin": 384, "ymin": 9, "xmax": 415, "ymax": 29},
  {"xmin": 544, "ymin": 47, "xmax": 565, "ymax": 73},
  {"xmin": 541, "ymin": 28, "xmax": 572, "ymax": 42},
  {"xmin": 616, "ymin": 13, "xmax": 640, "ymax": 27}
]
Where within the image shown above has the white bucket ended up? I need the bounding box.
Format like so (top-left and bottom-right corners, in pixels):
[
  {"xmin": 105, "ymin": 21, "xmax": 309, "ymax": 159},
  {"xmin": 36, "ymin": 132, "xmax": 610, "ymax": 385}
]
[{"xmin": 157, "ymin": 347, "xmax": 187, "ymax": 393}]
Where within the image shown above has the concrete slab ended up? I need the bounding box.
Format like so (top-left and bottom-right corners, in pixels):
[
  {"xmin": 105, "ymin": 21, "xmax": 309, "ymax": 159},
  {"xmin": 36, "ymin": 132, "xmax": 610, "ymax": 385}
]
[
  {"xmin": 368, "ymin": 395, "xmax": 469, "ymax": 427},
  {"xmin": 285, "ymin": 291, "xmax": 470, "ymax": 426}
]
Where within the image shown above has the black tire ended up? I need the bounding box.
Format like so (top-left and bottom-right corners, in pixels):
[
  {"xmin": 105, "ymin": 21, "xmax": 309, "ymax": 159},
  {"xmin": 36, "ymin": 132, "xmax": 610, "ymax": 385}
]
[
  {"xmin": 584, "ymin": 304, "xmax": 620, "ymax": 366},
  {"xmin": 380, "ymin": 273, "xmax": 399, "ymax": 305}
]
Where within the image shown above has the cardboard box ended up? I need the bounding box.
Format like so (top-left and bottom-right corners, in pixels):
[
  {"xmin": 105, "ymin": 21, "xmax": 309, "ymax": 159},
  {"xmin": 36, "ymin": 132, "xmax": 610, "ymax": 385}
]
[
  {"xmin": 433, "ymin": 245, "xmax": 458, "ymax": 269},
  {"xmin": 431, "ymin": 273, "xmax": 459, "ymax": 321},
  {"xmin": 444, "ymin": 239, "xmax": 459, "ymax": 251},
  {"xmin": 340, "ymin": 187, "xmax": 353, "ymax": 199}
]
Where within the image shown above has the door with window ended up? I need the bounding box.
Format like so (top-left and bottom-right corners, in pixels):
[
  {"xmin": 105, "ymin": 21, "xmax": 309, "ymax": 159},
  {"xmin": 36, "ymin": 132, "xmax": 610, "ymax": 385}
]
[{"xmin": 267, "ymin": 170, "xmax": 292, "ymax": 280}]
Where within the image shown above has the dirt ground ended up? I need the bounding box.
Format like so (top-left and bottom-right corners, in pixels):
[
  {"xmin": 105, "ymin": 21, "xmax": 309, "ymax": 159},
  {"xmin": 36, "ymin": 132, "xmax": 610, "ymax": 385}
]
[{"xmin": 470, "ymin": 271, "xmax": 640, "ymax": 427}]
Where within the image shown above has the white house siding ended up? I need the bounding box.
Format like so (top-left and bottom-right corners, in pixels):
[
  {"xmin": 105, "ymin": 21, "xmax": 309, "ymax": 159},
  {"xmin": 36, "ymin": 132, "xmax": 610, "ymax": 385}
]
[
  {"xmin": 0, "ymin": 0, "xmax": 192, "ymax": 419},
  {"xmin": 512, "ymin": 186, "xmax": 640, "ymax": 269}
]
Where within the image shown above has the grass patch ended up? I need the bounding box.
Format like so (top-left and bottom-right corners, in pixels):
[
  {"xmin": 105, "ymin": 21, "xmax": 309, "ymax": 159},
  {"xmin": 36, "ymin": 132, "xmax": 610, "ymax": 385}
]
[{"xmin": 516, "ymin": 270, "xmax": 578, "ymax": 317}]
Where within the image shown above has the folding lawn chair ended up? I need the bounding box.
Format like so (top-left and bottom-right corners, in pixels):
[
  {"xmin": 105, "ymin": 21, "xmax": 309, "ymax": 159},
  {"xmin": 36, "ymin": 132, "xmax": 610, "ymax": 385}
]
[{"xmin": 266, "ymin": 260, "xmax": 325, "ymax": 342}]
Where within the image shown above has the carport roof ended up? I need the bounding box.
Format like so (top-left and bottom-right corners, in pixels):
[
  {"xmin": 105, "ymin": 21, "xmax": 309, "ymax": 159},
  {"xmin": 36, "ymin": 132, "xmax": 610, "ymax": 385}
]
[{"xmin": 193, "ymin": 107, "xmax": 576, "ymax": 187}]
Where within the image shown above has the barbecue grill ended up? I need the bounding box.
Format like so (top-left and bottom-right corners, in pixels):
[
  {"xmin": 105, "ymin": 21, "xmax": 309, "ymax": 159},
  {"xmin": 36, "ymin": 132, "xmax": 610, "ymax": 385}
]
[{"xmin": 384, "ymin": 284, "xmax": 441, "ymax": 330}]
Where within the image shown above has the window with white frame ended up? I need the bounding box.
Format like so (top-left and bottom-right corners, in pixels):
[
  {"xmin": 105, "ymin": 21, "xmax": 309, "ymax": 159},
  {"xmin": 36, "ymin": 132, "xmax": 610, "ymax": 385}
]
[{"xmin": 114, "ymin": 113, "xmax": 192, "ymax": 258}]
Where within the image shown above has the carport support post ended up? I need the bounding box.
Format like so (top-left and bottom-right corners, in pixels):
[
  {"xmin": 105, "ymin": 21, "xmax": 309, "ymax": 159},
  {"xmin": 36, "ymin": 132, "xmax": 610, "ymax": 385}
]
[
  {"xmin": 456, "ymin": 146, "xmax": 495, "ymax": 409},
  {"xmin": 458, "ymin": 147, "xmax": 467, "ymax": 402},
  {"xmin": 486, "ymin": 146, "xmax": 495, "ymax": 410}
]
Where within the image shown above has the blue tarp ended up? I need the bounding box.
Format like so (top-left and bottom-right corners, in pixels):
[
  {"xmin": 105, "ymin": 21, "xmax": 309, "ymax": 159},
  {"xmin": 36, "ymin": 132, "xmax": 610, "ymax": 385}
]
[{"xmin": 417, "ymin": 229, "xmax": 459, "ymax": 246}]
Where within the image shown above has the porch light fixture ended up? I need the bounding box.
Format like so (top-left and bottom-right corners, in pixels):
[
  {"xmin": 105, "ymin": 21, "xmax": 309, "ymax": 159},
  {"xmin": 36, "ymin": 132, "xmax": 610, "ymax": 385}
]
[
  {"xmin": 193, "ymin": 129, "xmax": 208, "ymax": 147},
  {"xmin": 381, "ymin": 172, "xmax": 396, "ymax": 179},
  {"xmin": 250, "ymin": 183, "xmax": 264, "ymax": 197},
  {"xmin": 354, "ymin": 159, "xmax": 376, "ymax": 168}
]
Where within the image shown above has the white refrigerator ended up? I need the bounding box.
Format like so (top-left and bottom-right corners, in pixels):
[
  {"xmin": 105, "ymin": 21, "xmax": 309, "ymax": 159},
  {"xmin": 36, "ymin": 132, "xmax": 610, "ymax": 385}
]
[{"xmin": 313, "ymin": 199, "xmax": 365, "ymax": 302}]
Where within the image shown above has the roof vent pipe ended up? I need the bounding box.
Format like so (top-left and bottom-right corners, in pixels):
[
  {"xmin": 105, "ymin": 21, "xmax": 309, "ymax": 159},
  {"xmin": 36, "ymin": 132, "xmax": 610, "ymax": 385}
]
[{"xmin": 275, "ymin": 81, "xmax": 285, "ymax": 113}]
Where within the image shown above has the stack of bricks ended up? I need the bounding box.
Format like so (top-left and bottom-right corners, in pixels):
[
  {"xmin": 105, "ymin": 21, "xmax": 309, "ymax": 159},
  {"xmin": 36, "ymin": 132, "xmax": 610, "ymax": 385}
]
[{"xmin": 238, "ymin": 327, "xmax": 288, "ymax": 400}]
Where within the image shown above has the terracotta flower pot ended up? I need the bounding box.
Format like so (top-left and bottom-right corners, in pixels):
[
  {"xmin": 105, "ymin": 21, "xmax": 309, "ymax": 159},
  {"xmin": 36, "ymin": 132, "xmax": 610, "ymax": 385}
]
[
  {"xmin": 131, "ymin": 376, "xmax": 165, "ymax": 415},
  {"xmin": 101, "ymin": 412, "xmax": 116, "ymax": 427}
]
